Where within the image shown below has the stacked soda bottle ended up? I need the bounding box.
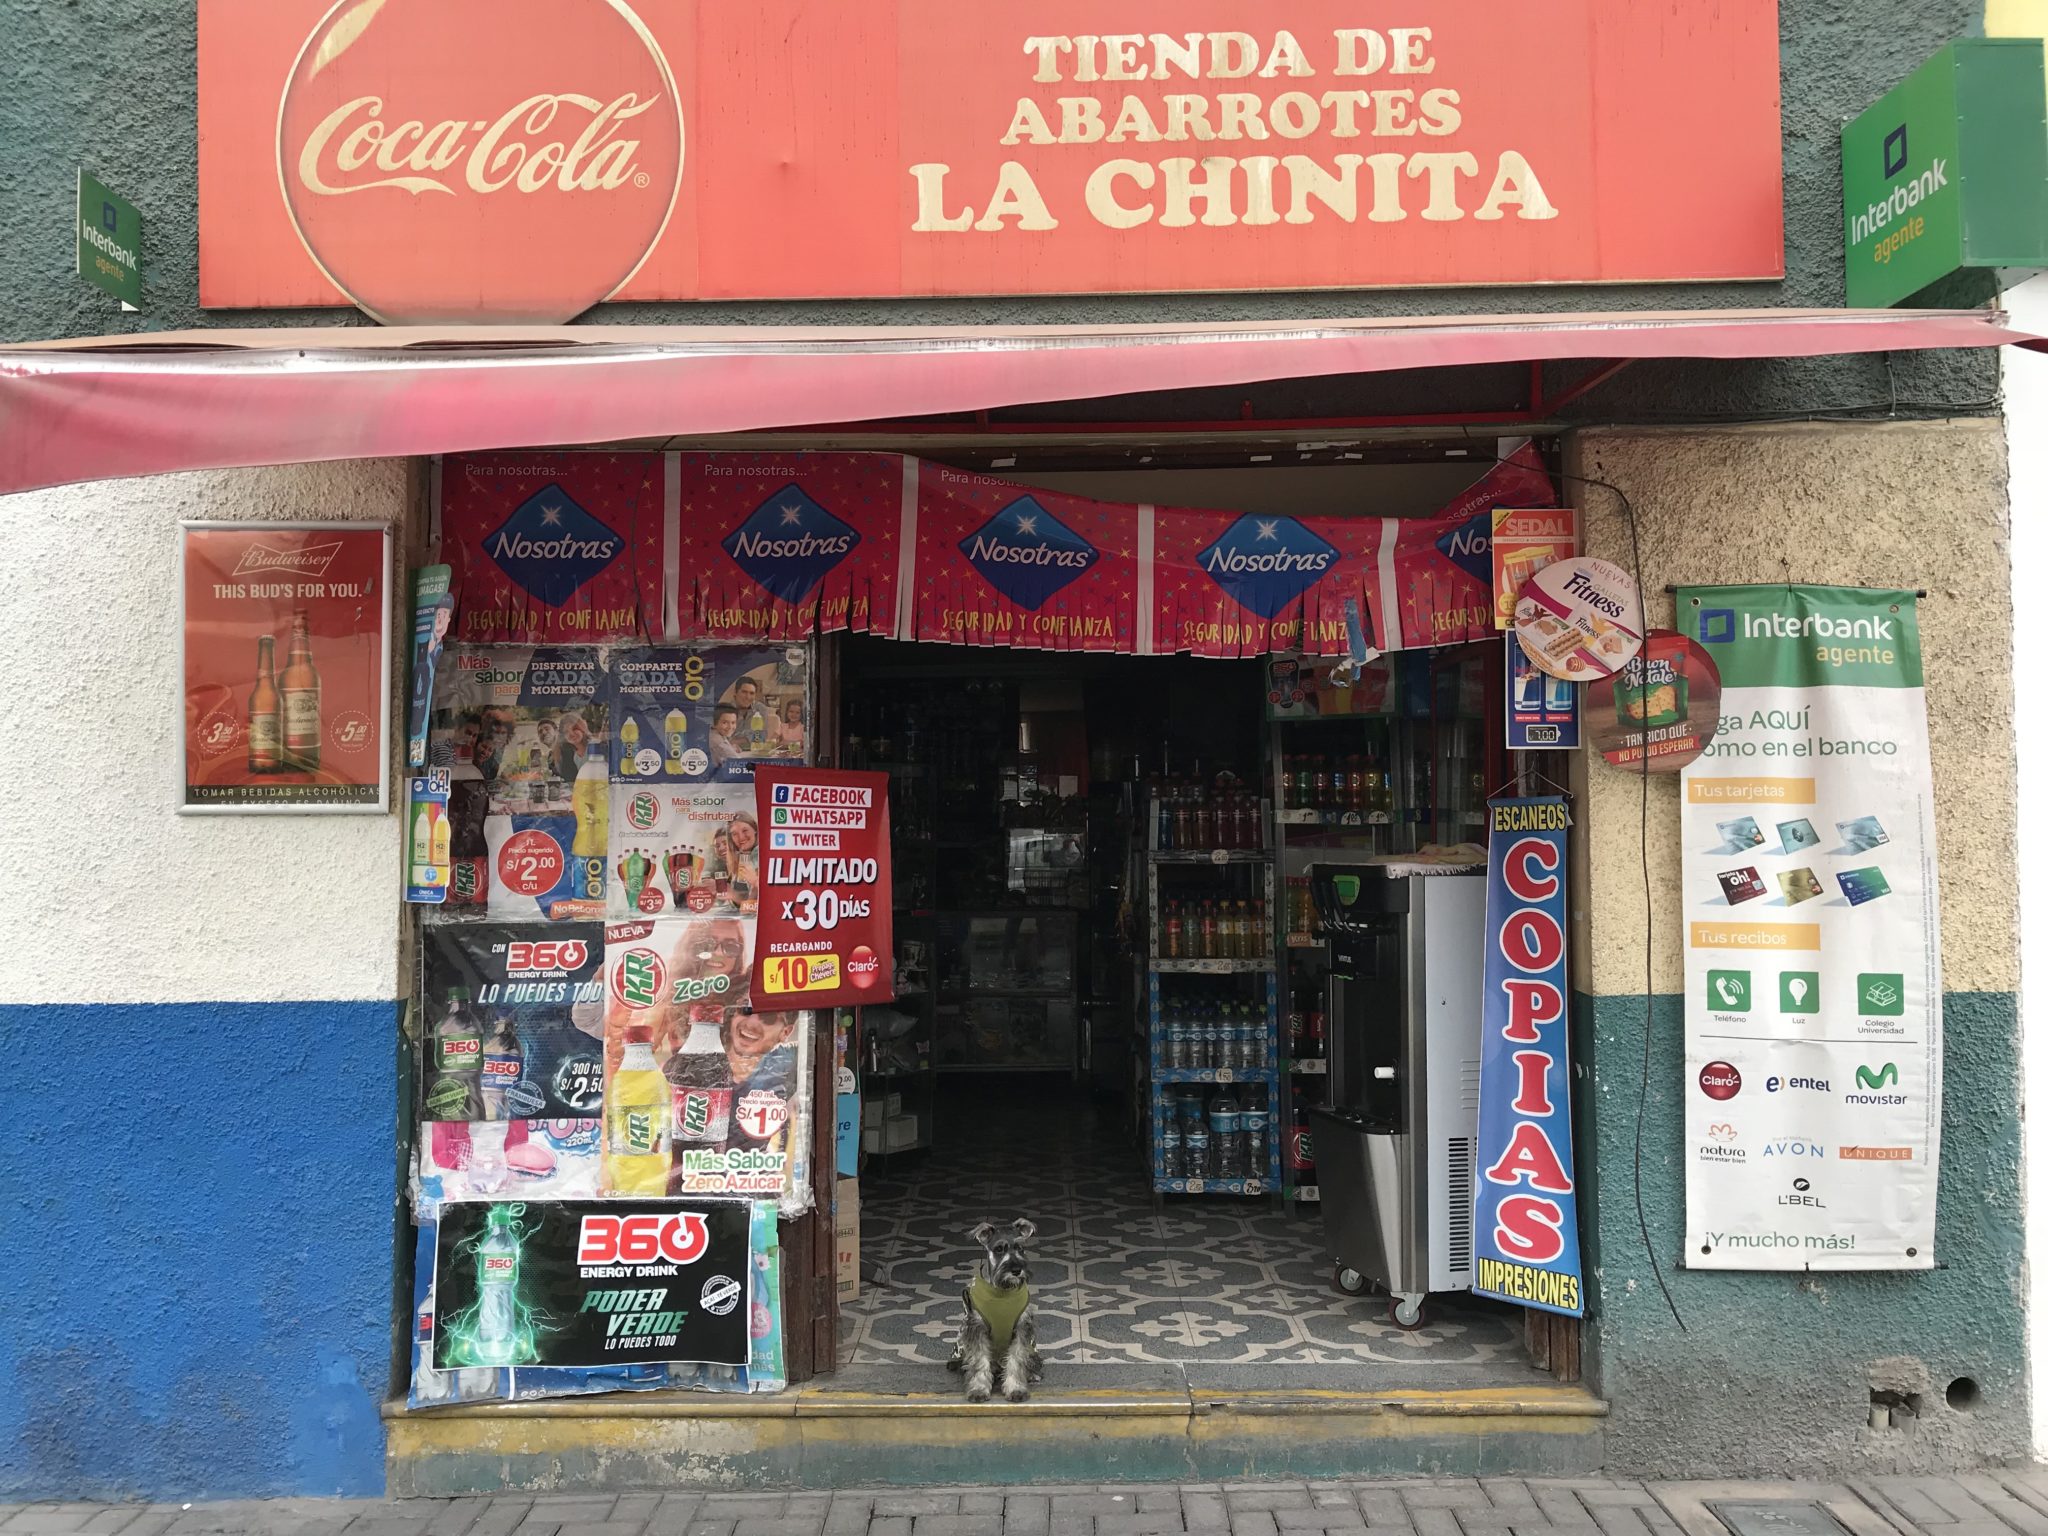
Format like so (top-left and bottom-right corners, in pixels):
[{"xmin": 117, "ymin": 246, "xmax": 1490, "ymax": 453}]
[
  {"xmin": 1159, "ymin": 896, "xmax": 1270, "ymax": 960},
  {"xmin": 1155, "ymin": 774, "xmax": 1265, "ymax": 851},
  {"xmin": 1277, "ymin": 750, "xmax": 1395, "ymax": 819}
]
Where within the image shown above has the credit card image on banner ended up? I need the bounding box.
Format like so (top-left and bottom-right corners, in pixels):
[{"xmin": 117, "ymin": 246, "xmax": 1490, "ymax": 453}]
[
  {"xmin": 1716, "ymin": 867, "xmax": 1769, "ymax": 905},
  {"xmin": 1838, "ymin": 867, "xmax": 1894, "ymax": 906}
]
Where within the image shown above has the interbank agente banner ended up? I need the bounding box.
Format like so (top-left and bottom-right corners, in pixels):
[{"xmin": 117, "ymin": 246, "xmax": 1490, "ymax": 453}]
[
  {"xmin": 198, "ymin": 1, "xmax": 1783, "ymax": 322},
  {"xmin": 1471, "ymin": 796, "xmax": 1583, "ymax": 1317},
  {"xmin": 1678, "ymin": 587, "xmax": 1942, "ymax": 1271},
  {"xmin": 439, "ymin": 448, "xmax": 1555, "ymax": 657}
]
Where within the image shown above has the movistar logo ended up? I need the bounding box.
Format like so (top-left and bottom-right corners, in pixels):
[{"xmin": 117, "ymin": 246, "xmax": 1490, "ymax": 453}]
[{"xmin": 1856, "ymin": 1063, "xmax": 1898, "ymax": 1090}]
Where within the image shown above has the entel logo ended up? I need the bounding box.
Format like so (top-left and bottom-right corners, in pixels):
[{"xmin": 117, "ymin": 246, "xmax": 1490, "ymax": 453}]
[
  {"xmin": 1198, "ymin": 514, "xmax": 1340, "ymax": 620},
  {"xmin": 1765, "ymin": 1076, "xmax": 1830, "ymax": 1094},
  {"xmin": 722, "ymin": 485, "xmax": 861, "ymax": 604},
  {"xmin": 577, "ymin": 1211, "xmax": 710, "ymax": 1265},
  {"xmin": 277, "ymin": 0, "xmax": 685, "ymax": 324}
]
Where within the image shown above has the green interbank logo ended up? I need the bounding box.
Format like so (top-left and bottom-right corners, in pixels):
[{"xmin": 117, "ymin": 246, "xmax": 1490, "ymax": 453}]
[{"xmin": 1684, "ymin": 586, "xmax": 1923, "ymax": 690}]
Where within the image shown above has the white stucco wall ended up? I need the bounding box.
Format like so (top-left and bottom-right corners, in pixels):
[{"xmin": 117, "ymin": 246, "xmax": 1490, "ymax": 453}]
[{"xmin": 0, "ymin": 460, "xmax": 418, "ymax": 1005}]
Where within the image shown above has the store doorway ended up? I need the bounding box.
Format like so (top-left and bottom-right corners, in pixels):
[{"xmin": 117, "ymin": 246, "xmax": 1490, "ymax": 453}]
[{"xmin": 830, "ymin": 638, "xmax": 1534, "ymax": 1393}]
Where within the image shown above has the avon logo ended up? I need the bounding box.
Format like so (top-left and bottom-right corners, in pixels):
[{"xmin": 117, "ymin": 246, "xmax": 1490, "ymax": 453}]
[
  {"xmin": 722, "ymin": 485, "xmax": 860, "ymax": 604},
  {"xmin": 1434, "ymin": 510, "xmax": 1493, "ymax": 586},
  {"xmin": 1197, "ymin": 514, "xmax": 1339, "ymax": 619},
  {"xmin": 484, "ymin": 486, "xmax": 624, "ymax": 606},
  {"xmin": 960, "ymin": 496, "xmax": 1099, "ymax": 611}
]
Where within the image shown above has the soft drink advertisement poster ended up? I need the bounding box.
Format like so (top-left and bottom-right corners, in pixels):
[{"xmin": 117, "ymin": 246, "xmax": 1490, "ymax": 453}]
[
  {"xmin": 179, "ymin": 522, "xmax": 390, "ymax": 811},
  {"xmin": 422, "ymin": 922, "xmax": 607, "ymax": 1120}
]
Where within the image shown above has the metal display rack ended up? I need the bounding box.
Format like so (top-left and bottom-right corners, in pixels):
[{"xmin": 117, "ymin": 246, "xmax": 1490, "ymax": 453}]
[{"xmin": 1141, "ymin": 814, "xmax": 1282, "ymax": 1198}]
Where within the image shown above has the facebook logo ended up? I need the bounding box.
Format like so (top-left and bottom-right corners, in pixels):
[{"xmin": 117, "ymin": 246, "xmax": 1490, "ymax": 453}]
[
  {"xmin": 1699, "ymin": 608, "xmax": 1737, "ymax": 644},
  {"xmin": 774, "ymin": 785, "xmax": 791, "ymax": 803}
]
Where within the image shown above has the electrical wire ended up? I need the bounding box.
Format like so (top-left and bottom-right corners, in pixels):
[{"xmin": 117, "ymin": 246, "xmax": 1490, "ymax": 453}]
[{"xmin": 1484, "ymin": 448, "xmax": 1688, "ymax": 1334}]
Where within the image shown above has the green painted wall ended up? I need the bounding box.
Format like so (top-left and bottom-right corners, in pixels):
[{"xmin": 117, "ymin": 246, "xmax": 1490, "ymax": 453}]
[
  {"xmin": 0, "ymin": 1, "xmax": 2006, "ymax": 422},
  {"xmin": 1577, "ymin": 989, "xmax": 2026, "ymax": 1473}
]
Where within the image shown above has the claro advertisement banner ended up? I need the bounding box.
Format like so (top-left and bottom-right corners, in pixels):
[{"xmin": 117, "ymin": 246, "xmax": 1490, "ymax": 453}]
[
  {"xmin": 1471, "ymin": 796, "xmax": 1583, "ymax": 1317},
  {"xmin": 179, "ymin": 521, "xmax": 391, "ymax": 812},
  {"xmin": 432, "ymin": 1198, "xmax": 751, "ymax": 1368},
  {"xmin": 1677, "ymin": 586, "xmax": 1941, "ymax": 1271},
  {"xmin": 752, "ymin": 767, "xmax": 895, "ymax": 1009},
  {"xmin": 198, "ymin": 1, "xmax": 1783, "ymax": 321}
]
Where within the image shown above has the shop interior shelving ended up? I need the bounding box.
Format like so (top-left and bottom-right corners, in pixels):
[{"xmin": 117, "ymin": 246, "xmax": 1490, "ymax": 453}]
[{"xmin": 1141, "ymin": 794, "xmax": 1280, "ymax": 1198}]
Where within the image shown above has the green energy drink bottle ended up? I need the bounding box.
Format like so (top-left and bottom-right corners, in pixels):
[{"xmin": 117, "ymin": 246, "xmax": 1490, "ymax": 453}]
[{"xmin": 476, "ymin": 1205, "xmax": 524, "ymax": 1365}]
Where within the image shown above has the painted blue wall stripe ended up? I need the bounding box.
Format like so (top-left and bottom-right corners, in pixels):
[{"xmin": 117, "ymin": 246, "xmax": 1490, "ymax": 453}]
[{"xmin": 0, "ymin": 1000, "xmax": 399, "ymax": 1499}]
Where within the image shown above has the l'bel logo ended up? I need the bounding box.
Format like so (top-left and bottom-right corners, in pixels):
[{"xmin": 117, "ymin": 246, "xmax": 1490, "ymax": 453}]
[
  {"xmin": 722, "ymin": 484, "xmax": 860, "ymax": 604},
  {"xmin": 484, "ymin": 485, "xmax": 624, "ymax": 605},
  {"xmin": 1198, "ymin": 514, "xmax": 1339, "ymax": 619},
  {"xmin": 960, "ymin": 495, "xmax": 1099, "ymax": 610}
]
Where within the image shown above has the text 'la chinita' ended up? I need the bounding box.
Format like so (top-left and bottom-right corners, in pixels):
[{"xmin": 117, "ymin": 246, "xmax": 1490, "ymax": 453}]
[{"xmin": 909, "ymin": 28, "xmax": 1558, "ymax": 233}]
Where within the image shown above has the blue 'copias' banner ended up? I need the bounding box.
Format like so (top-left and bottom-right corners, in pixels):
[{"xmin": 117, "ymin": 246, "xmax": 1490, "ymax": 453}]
[{"xmin": 1472, "ymin": 795, "xmax": 1584, "ymax": 1316}]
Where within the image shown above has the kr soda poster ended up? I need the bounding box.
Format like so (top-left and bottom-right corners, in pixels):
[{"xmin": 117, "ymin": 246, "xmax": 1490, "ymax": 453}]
[
  {"xmin": 1471, "ymin": 796, "xmax": 1584, "ymax": 1317},
  {"xmin": 753, "ymin": 767, "xmax": 895, "ymax": 1009},
  {"xmin": 179, "ymin": 521, "xmax": 391, "ymax": 812},
  {"xmin": 1677, "ymin": 586, "xmax": 1941, "ymax": 1270},
  {"xmin": 432, "ymin": 1198, "xmax": 751, "ymax": 1369}
]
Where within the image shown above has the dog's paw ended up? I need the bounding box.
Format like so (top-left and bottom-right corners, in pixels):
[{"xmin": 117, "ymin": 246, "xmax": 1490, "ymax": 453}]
[
  {"xmin": 1005, "ymin": 1385, "xmax": 1030, "ymax": 1403},
  {"xmin": 967, "ymin": 1387, "xmax": 990, "ymax": 1403},
  {"xmin": 945, "ymin": 1356, "xmax": 963, "ymax": 1373}
]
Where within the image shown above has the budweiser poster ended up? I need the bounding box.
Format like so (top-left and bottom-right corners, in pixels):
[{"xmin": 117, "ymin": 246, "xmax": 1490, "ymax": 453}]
[
  {"xmin": 439, "ymin": 453, "xmax": 663, "ymax": 645},
  {"xmin": 199, "ymin": 1, "xmax": 1782, "ymax": 321},
  {"xmin": 179, "ymin": 522, "xmax": 391, "ymax": 812}
]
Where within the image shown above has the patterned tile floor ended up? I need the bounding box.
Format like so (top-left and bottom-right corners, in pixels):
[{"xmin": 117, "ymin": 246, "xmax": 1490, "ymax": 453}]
[{"xmin": 839, "ymin": 1083, "xmax": 1527, "ymax": 1377}]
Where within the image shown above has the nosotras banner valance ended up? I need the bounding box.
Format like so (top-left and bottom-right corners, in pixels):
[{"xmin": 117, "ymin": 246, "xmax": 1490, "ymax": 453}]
[{"xmin": 435, "ymin": 447, "xmax": 1556, "ymax": 659}]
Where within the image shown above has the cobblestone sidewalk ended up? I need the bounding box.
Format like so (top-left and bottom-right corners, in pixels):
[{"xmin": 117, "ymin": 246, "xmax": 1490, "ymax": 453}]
[{"xmin": 8, "ymin": 1472, "xmax": 2048, "ymax": 1536}]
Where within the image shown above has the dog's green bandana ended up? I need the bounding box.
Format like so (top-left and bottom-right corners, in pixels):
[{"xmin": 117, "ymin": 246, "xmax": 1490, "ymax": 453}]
[{"xmin": 967, "ymin": 1275, "xmax": 1030, "ymax": 1356}]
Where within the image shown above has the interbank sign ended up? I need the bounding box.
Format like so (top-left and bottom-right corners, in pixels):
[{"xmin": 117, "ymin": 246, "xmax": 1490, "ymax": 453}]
[{"xmin": 1842, "ymin": 39, "xmax": 2048, "ymax": 308}]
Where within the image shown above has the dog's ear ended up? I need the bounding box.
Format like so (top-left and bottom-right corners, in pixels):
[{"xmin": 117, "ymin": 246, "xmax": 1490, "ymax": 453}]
[
  {"xmin": 1011, "ymin": 1218, "xmax": 1037, "ymax": 1243},
  {"xmin": 969, "ymin": 1221, "xmax": 996, "ymax": 1247}
]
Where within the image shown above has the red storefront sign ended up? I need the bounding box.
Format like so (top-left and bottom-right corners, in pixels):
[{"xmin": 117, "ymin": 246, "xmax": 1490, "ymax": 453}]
[
  {"xmin": 200, "ymin": 1, "xmax": 1783, "ymax": 320},
  {"xmin": 752, "ymin": 768, "xmax": 895, "ymax": 1010},
  {"xmin": 440, "ymin": 453, "xmax": 664, "ymax": 644},
  {"xmin": 179, "ymin": 522, "xmax": 392, "ymax": 812}
]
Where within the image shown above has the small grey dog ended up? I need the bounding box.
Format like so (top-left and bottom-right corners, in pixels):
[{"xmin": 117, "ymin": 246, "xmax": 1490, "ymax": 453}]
[{"xmin": 948, "ymin": 1219, "xmax": 1042, "ymax": 1402}]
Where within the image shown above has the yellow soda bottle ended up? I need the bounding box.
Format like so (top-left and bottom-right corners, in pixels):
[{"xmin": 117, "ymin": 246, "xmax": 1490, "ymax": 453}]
[
  {"xmin": 606, "ymin": 1023, "xmax": 670, "ymax": 1194},
  {"xmin": 571, "ymin": 742, "xmax": 609, "ymax": 900},
  {"xmin": 664, "ymin": 709, "xmax": 688, "ymax": 774},
  {"xmin": 619, "ymin": 716, "xmax": 641, "ymax": 775}
]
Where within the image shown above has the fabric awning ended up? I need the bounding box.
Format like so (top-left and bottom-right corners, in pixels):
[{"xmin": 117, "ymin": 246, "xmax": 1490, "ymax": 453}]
[{"xmin": 0, "ymin": 308, "xmax": 2037, "ymax": 496}]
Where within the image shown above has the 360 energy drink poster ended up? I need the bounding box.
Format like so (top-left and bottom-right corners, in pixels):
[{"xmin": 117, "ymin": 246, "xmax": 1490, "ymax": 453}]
[
  {"xmin": 432, "ymin": 1199, "xmax": 751, "ymax": 1369},
  {"xmin": 1678, "ymin": 586, "xmax": 1941, "ymax": 1270},
  {"xmin": 421, "ymin": 923, "xmax": 607, "ymax": 1121},
  {"xmin": 179, "ymin": 521, "xmax": 391, "ymax": 812}
]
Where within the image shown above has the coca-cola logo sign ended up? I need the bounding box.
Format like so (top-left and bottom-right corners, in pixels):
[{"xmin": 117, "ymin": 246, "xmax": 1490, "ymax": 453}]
[{"xmin": 276, "ymin": 0, "xmax": 684, "ymax": 324}]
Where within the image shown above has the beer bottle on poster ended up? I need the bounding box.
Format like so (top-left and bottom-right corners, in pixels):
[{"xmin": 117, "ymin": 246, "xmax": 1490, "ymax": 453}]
[
  {"xmin": 281, "ymin": 609, "xmax": 322, "ymax": 772},
  {"xmin": 247, "ymin": 635, "xmax": 282, "ymax": 774}
]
